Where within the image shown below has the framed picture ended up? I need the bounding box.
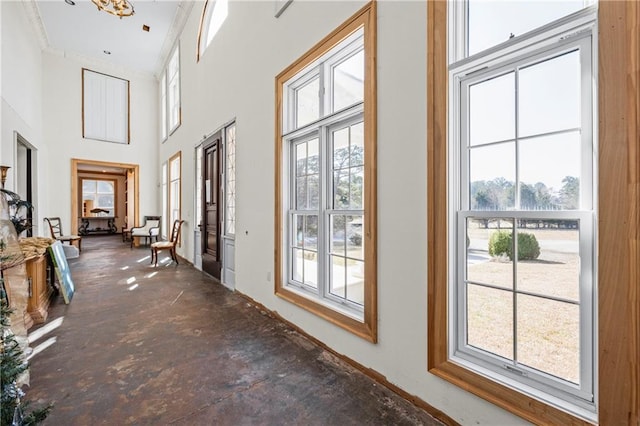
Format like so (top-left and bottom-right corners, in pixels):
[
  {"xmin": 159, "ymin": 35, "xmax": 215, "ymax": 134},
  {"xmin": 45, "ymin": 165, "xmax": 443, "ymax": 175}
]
[{"xmin": 275, "ymin": 0, "xmax": 293, "ymax": 18}]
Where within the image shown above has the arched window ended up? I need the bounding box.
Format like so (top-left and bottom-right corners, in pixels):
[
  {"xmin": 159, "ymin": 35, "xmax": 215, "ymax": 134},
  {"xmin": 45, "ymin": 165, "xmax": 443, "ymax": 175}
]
[{"xmin": 196, "ymin": 0, "xmax": 228, "ymax": 61}]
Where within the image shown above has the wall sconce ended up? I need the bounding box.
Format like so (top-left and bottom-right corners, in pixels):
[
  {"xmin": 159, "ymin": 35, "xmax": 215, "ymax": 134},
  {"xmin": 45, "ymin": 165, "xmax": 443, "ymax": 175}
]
[{"xmin": 0, "ymin": 166, "xmax": 10, "ymax": 189}]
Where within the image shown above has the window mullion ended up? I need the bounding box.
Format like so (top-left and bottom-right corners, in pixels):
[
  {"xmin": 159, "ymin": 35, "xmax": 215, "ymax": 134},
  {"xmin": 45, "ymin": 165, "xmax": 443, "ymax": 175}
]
[{"xmin": 319, "ymin": 123, "xmax": 329, "ymax": 299}]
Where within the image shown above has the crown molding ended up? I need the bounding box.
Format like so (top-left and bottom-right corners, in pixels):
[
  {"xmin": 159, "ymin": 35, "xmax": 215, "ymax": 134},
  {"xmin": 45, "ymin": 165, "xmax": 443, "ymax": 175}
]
[
  {"xmin": 22, "ymin": 0, "xmax": 49, "ymax": 50},
  {"xmin": 43, "ymin": 47, "xmax": 156, "ymax": 80},
  {"xmin": 155, "ymin": 1, "xmax": 195, "ymax": 79}
]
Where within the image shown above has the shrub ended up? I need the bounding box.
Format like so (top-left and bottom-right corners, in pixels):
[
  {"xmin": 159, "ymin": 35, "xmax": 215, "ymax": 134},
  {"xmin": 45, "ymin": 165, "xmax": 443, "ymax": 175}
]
[{"xmin": 488, "ymin": 231, "xmax": 540, "ymax": 261}]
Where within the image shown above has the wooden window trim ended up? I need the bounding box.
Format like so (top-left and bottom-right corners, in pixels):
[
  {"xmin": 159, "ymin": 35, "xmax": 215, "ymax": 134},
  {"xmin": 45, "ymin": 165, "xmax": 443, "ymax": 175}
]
[
  {"xmin": 427, "ymin": 1, "xmax": 640, "ymax": 424},
  {"xmin": 274, "ymin": 1, "xmax": 378, "ymax": 343},
  {"xmin": 168, "ymin": 151, "xmax": 182, "ymax": 246},
  {"xmin": 196, "ymin": 0, "xmax": 211, "ymax": 63}
]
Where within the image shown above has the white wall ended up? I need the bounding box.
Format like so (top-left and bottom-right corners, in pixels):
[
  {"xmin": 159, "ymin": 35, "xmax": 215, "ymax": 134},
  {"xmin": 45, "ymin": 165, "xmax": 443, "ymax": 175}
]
[
  {"xmin": 0, "ymin": 0, "xmax": 48, "ymax": 236},
  {"xmin": 41, "ymin": 52, "xmax": 159, "ymax": 230},
  {"xmin": 163, "ymin": 2, "xmax": 526, "ymax": 424}
]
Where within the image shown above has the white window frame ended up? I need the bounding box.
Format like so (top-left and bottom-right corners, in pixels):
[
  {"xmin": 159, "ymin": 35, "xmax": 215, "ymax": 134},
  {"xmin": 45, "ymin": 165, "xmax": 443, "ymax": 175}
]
[
  {"xmin": 160, "ymin": 73, "xmax": 167, "ymax": 141},
  {"xmin": 161, "ymin": 45, "xmax": 181, "ymax": 139},
  {"xmin": 169, "ymin": 152, "xmax": 182, "ymax": 236},
  {"xmin": 282, "ymin": 30, "xmax": 366, "ymax": 320},
  {"xmin": 447, "ymin": 6, "xmax": 598, "ymax": 421}
]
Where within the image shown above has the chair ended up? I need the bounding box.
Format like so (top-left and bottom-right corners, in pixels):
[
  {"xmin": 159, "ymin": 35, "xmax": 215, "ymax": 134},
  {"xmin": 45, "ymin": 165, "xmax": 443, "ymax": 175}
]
[
  {"xmin": 44, "ymin": 217, "xmax": 82, "ymax": 252},
  {"xmin": 150, "ymin": 220, "xmax": 184, "ymax": 266},
  {"xmin": 130, "ymin": 215, "xmax": 161, "ymax": 248}
]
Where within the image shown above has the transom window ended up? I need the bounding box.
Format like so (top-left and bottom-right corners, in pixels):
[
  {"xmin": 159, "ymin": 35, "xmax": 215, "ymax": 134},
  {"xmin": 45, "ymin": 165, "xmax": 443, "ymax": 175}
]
[
  {"xmin": 275, "ymin": 3, "xmax": 377, "ymax": 341},
  {"xmin": 447, "ymin": 2, "xmax": 597, "ymax": 421},
  {"xmin": 197, "ymin": 0, "xmax": 229, "ymax": 61}
]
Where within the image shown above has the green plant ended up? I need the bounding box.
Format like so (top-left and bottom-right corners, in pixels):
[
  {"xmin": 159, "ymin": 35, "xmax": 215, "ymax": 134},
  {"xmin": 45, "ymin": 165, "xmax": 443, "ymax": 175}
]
[
  {"xmin": 488, "ymin": 231, "xmax": 540, "ymax": 261},
  {"xmin": 1, "ymin": 295, "xmax": 52, "ymax": 425}
]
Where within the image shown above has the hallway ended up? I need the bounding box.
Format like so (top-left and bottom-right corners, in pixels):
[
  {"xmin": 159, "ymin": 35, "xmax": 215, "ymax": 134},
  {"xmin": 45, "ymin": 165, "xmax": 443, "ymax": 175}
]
[{"xmin": 25, "ymin": 235, "xmax": 444, "ymax": 425}]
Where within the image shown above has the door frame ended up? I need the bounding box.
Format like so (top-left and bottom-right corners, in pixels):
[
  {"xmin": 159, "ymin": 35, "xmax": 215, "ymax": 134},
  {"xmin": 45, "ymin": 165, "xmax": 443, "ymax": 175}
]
[{"xmin": 71, "ymin": 158, "xmax": 139, "ymax": 236}]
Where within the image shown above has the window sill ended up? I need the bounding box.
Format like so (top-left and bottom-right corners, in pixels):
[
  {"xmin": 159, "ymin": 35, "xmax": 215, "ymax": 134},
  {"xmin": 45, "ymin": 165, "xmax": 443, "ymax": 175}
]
[
  {"xmin": 275, "ymin": 284, "xmax": 376, "ymax": 343},
  {"xmin": 429, "ymin": 360, "xmax": 596, "ymax": 425}
]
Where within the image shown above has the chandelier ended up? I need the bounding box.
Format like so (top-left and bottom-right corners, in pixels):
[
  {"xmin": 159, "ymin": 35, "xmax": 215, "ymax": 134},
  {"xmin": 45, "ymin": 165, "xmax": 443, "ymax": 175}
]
[{"xmin": 91, "ymin": 0, "xmax": 135, "ymax": 18}]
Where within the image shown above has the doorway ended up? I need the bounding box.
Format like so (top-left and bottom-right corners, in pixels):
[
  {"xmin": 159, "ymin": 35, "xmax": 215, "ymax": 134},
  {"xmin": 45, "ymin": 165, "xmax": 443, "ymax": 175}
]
[
  {"xmin": 15, "ymin": 133, "xmax": 36, "ymax": 237},
  {"xmin": 202, "ymin": 131, "xmax": 222, "ymax": 279},
  {"xmin": 71, "ymin": 159, "xmax": 139, "ymax": 237}
]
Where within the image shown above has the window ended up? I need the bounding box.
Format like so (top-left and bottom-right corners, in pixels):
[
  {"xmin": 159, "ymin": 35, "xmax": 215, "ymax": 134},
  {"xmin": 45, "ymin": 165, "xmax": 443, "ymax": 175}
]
[
  {"xmin": 161, "ymin": 162, "xmax": 168, "ymax": 238},
  {"xmin": 82, "ymin": 68, "xmax": 129, "ymax": 144},
  {"xmin": 160, "ymin": 73, "xmax": 167, "ymax": 141},
  {"xmin": 168, "ymin": 152, "xmax": 181, "ymax": 237},
  {"xmin": 82, "ymin": 179, "xmax": 116, "ymax": 216},
  {"xmin": 160, "ymin": 46, "xmax": 181, "ymax": 140},
  {"xmin": 197, "ymin": 0, "xmax": 228, "ymax": 61},
  {"xmin": 427, "ymin": 1, "xmax": 616, "ymax": 424},
  {"xmin": 275, "ymin": 2, "xmax": 377, "ymax": 341},
  {"xmin": 225, "ymin": 123, "xmax": 236, "ymax": 235}
]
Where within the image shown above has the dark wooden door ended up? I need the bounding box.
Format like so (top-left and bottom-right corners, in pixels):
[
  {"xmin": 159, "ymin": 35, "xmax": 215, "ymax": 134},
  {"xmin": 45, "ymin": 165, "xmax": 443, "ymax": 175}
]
[{"xmin": 202, "ymin": 131, "xmax": 222, "ymax": 279}]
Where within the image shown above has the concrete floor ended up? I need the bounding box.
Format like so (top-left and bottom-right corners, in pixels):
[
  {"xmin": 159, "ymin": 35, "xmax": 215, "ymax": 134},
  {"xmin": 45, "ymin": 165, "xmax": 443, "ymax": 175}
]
[{"xmin": 25, "ymin": 235, "xmax": 444, "ymax": 425}]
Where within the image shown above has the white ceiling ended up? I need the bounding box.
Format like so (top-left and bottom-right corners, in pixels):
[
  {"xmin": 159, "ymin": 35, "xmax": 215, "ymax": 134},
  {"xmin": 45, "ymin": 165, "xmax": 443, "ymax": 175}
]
[{"xmin": 34, "ymin": 0, "xmax": 189, "ymax": 75}]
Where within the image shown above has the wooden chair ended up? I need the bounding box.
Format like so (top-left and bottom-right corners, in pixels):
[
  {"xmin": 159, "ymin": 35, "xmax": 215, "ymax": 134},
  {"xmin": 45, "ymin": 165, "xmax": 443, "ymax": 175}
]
[
  {"xmin": 130, "ymin": 215, "xmax": 161, "ymax": 248},
  {"xmin": 44, "ymin": 217, "xmax": 82, "ymax": 252},
  {"xmin": 150, "ymin": 220, "xmax": 184, "ymax": 266}
]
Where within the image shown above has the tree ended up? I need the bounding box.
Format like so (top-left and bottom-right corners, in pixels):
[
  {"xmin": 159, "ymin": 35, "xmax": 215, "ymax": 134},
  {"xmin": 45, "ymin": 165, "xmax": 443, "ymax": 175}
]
[{"xmin": 559, "ymin": 176, "xmax": 579, "ymax": 210}]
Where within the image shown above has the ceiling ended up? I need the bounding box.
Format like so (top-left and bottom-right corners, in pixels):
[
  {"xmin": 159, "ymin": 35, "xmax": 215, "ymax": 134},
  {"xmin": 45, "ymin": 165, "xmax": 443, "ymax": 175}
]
[{"xmin": 33, "ymin": 0, "xmax": 191, "ymax": 75}]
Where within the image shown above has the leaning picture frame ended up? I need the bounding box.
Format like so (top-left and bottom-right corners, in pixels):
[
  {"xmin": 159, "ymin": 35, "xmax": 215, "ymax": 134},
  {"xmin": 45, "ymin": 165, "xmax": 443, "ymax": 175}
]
[{"xmin": 48, "ymin": 241, "xmax": 75, "ymax": 304}]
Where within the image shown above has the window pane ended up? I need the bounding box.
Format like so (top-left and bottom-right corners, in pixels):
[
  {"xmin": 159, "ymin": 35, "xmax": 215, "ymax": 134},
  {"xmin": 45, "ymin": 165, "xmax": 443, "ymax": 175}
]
[
  {"xmin": 519, "ymin": 50, "xmax": 581, "ymax": 137},
  {"xmin": 333, "ymin": 49, "xmax": 364, "ymax": 112},
  {"xmin": 292, "ymin": 248, "xmax": 303, "ymax": 282},
  {"xmin": 303, "ymin": 251, "xmax": 318, "ymax": 288},
  {"xmin": 304, "ymin": 215, "xmax": 318, "ymax": 251},
  {"xmin": 467, "ymin": 284, "xmax": 514, "ymax": 360},
  {"xmin": 346, "ymin": 216, "xmax": 364, "ymax": 261},
  {"xmin": 296, "ymin": 177, "xmax": 307, "ymax": 210},
  {"xmin": 334, "ymin": 172, "xmax": 350, "ymax": 209},
  {"xmin": 97, "ymin": 181, "xmax": 114, "ymax": 193},
  {"xmin": 350, "ymin": 122, "xmax": 364, "ymax": 167},
  {"xmin": 466, "ymin": 218, "xmax": 514, "ymax": 289},
  {"xmin": 296, "ymin": 143, "xmax": 307, "ymax": 176},
  {"xmin": 469, "ymin": 72, "xmax": 515, "ymax": 146},
  {"xmin": 516, "ymin": 219, "xmax": 580, "ymax": 302},
  {"xmin": 308, "ymin": 174, "xmax": 319, "ymax": 210},
  {"xmin": 97, "ymin": 194, "xmax": 114, "ymax": 206},
  {"xmin": 350, "ymin": 166, "xmax": 364, "ymax": 210},
  {"xmin": 330, "ymin": 255, "xmax": 346, "ymax": 299},
  {"xmin": 469, "ymin": 142, "xmax": 515, "ymax": 210},
  {"xmin": 83, "ymin": 180, "xmax": 96, "ymax": 192},
  {"xmin": 333, "ymin": 127, "xmax": 350, "ymax": 169},
  {"xmin": 346, "ymin": 260, "xmax": 364, "ymax": 305},
  {"xmin": 296, "ymin": 77, "xmax": 320, "ymax": 128},
  {"xmin": 517, "ymin": 294, "xmax": 579, "ymax": 383},
  {"xmin": 294, "ymin": 215, "xmax": 304, "ymax": 247},
  {"xmin": 331, "ymin": 215, "xmax": 347, "ymax": 256},
  {"xmin": 468, "ymin": 0, "xmax": 586, "ymax": 56},
  {"xmin": 519, "ymin": 132, "xmax": 581, "ymax": 210},
  {"xmin": 170, "ymin": 157, "xmax": 180, "ymax": 178}
]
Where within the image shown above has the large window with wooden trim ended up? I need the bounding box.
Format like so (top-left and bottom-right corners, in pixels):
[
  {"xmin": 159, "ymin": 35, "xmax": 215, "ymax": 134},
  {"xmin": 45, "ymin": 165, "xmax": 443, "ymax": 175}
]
[
  {"xmin": 275, "ymin": 2, "xmax": 377, "ymax": 341},
  {"xmin": 160, "ymin": 45, "xmax": 181, "ymax": 140},
  {"xmin": 429, "ymin": 1, "xmax": 640, "ymax": 424}
]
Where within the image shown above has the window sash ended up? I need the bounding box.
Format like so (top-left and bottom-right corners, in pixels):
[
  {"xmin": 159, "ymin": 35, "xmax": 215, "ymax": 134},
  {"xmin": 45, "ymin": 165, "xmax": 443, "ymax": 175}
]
[
  {"xmin": 448, "ymin": 9, "xmax": 597, "ymax": 417},
  {"xmin": 285, "ymin": 109, "xmax": 364, "ymax": 315},
  {"xmin": 167, "ymin": 47, "xmax": 181, "ymax": 133}
]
